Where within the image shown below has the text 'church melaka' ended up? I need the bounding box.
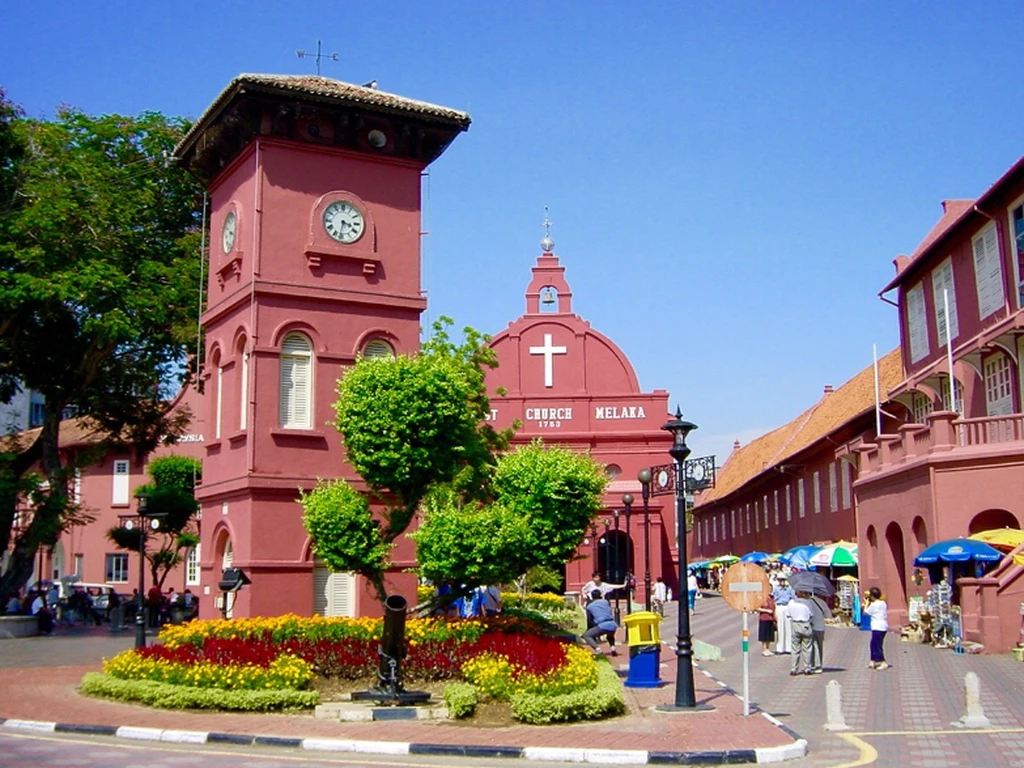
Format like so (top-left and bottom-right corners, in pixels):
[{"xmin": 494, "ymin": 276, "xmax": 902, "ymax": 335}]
[{"xmin": 47, "ymin": 74, "xmax": 681, "ymax": 620}]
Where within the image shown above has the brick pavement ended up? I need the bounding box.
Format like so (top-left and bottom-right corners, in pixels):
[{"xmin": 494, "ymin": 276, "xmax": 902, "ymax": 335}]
[
  {"xmin": 0, "ymin": 618, "xmax": 801, "ymax": 764},
  {"xmin": 686, "ymin": 590, "xmax": 1024, "ymax": 767}
]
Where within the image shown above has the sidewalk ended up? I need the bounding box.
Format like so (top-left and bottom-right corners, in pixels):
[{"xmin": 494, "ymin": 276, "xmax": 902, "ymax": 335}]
[{"xmin": 0, "ymin": 618, "xmax": 805, "ymax": 765}]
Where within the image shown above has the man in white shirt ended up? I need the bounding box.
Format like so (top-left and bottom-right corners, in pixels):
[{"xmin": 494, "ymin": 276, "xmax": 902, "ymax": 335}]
[
  {"xmin": 653, "ymin": 577, "xmax": 668, "ymax": 615},
  {"xmin": 788, "ymin": 591, "xmax": 814, "ymax": 676}
]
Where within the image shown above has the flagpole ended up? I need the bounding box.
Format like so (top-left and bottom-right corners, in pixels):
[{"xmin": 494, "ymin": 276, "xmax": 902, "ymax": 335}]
[
  {"xmin": 944, "ymin": 289, "xmax": 957, "ymax": 413},
  {"xmin": 873, "ymin": 344, "xmax": 881, "ymax": 434}
]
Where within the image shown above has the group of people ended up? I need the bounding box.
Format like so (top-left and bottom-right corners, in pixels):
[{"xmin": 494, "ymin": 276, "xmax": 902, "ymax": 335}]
[
  {"xmin": 755, "ymin": 571, "xmax": 889, "ymax": 675},
  {"xmin": 143, "ymin": 585, "xmax": 198, "ymax": 627}
]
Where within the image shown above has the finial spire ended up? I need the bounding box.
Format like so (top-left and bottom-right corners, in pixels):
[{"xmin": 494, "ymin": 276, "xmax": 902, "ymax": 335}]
[{"xmin": 540, "ymin": 206, "xmax": 555, "ymax": 253}]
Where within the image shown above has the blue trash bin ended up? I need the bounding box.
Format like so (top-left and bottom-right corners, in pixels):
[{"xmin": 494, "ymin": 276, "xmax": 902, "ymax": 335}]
[{"xmin": 625, "ymin": 644, "xmax": 662, "ymax": 688}]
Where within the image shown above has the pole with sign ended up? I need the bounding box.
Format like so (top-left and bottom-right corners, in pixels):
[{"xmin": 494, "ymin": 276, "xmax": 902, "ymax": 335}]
[{"xmin": 719, "ymin": 562, "xmax": 771, "ymax": 716}]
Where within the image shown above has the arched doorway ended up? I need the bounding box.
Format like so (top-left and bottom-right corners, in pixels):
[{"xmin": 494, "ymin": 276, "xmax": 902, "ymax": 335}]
[
  {"xmin": 598, "ymin": 529, "xmax": 632, "ymax": 587},
  {"xmin": 884, "ymin": 522, "xmax": 907, "ymax": 605},
  {"xmin": 968, "ymin": 509, "xmax": 1020, "ymax": 534},
  {"xmin": 865, "ymin": 525, "xmax": 877, "ymax": 577},
  {"xmin": 215, "ymin": 531, "xmax": 234, "ymax": 618},
  {"xmin": 911, "ymin": 517, "xmax": 928, "ymax": 550}
]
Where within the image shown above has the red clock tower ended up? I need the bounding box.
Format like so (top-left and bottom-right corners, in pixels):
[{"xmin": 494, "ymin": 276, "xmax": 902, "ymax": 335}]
[{"xmin": 175, "ymin": 75, "xmax": 469, "ymax": 618}]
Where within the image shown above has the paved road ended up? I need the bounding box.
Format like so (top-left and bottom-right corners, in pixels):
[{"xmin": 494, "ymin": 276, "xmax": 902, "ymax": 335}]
[
  {"xmin": 0, "ymin": 730, "xmax": 593, "ymax": 768},
  {"xmin": 685, "ymin": 591, "xmax": 1024, "ymax": 767}
]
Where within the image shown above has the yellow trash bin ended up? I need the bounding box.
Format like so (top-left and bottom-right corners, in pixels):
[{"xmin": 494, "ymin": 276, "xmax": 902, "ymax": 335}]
[
  {"xmin": 623, "ymin": 611, "xmax": 662, "ymax": 647},
  {"xmin": 622, "ymin": 611, "xmax": 662, "ymax": 688}
]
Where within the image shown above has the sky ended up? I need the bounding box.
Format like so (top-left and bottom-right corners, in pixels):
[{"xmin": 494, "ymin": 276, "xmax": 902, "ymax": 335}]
[{"xmin": 3, "ymin": 2, "xmax": 1023, "ymax": 464}]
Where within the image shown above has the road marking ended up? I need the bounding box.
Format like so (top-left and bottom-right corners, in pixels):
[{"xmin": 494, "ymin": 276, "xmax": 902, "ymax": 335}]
[
  {"xmin": 832, "ymin": 732, "xmax": 878, "ymax": 767},
  {"xmin": 0, "ymin": 730, "xmax": 439, "ymax": 766},
  {"xmin": 827, "ymin": 727, "xmax": 1024, "ymax": 767}
]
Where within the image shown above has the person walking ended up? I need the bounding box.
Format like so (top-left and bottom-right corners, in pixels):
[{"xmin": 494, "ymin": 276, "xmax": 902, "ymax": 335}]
[
  {"xmin": 687, "ymin": 570, "xmax": 699, "ymax": 613},
  {"xmin": 788, "ymin": 591, "xmax": 814, "ymax": 676},
  {"xmin": 864, "ymin": 587, "xmax": 889, "ymax": 670},
  {"xmin": 756, "ymin": 592, "xmax": 777, "ymax": 656},
  {"xmin": 773, "ymin": 575, "xmax": 795, "ymax": 654},
  {"xmin": 653, "ymin": 577, "xmax": 668, "ymax": 616},
  {"xmin": 808, "ymin": 594, "xmax": 832, "ymax": 673},
  {"xmin": 582, "ymin": 589, "xmax": 620, "ymax": 656}
]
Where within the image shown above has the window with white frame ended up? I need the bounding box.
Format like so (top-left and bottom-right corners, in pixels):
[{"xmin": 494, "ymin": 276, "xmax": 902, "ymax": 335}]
[
  {"xmin": 215, "ymin": 362, "xmax": 224, "ymax": 439},
  {"xmin": 985, "ymin": 354, "xmax": 1014, "ymax": 415},
  {"xmin": 731, "ymin": 508, "xmax": 736, "ymax": 536},
  {"xmin": 106, "ymin": 553, "xmax": 128, "ymax": 583},
  {"xmin": 798, "ymin": 478, "xmax": 806, "ymax": 518},
  {"xmin": 906, "ymin": 282, "xmax": 930, "ymax": 364},
  {"xmin": 785, "ymin": 485, "xmax": 792, "ymax": 522},
  {"xmin": 940, "ymin": 377, "xmax": 964, "ymax": 414},
  {"xmin": 754, "ymin": 500, "xmax": 760, "ymax": 531},
  {"xmin": 696, "ymin": 520, "xmax": 702, "ymax": 546},
  {"xmin": 73, "ymin": 469, "xmax": 81, "ymax": 505},
  {"xmin": 773, "ymin": 490, "xmax": 779, "ymax": 525},
  {"xmin": 239, "ymin": 342, "xmax": 249, "ymax": 431},
  {"xmin": 813, "ymin": 471, "xmax": 821, "ymax": 514},
  {"xmin": 932, "ymin": 258, "xmax": 959, "ymax": 345},
  {"xmin": 911, "ymin": 392, "xmax": 934, "ymax": 423},
  {"xmin": 763, "ymin": 495, "xmax": 768, "ymax": 528},
  {"xmin": 363, "ymin": 339, "xmax": 395, "ymax": 359},
  {"xmin": 973, "ymin": 222, "xmax": 1005, "ymax": 320},
  {"xmin": 186, "ymin": 544, "xmax": 201, "ymax": 585},
  {"xmin": 829, "ymin": 462, "xmax": 838, "ymax": 512},
  {"xmin": 841, "ymin": 461, "xmax": 852, "ymax": 509},
  {"xmin": 746, "ymin": 504, "xmax": 751, "ymax": 534},
  {"xmin": 280, "ymin": 333, "xmax": 313, "ymax": 429},
  {"xmin": 1011, "ymin": 199, "xmax": 1024, "ymax": 308},
  {"xmin": 112, "ymin": 460, "xmax": 129, "ymax": 505},
  {"xmin": 721, "ymin": 512, "xmax": 726, "ymax": 539},
  {"xmin": 713, "ymin": 516, "xmax": 717, "ymax": 542}
]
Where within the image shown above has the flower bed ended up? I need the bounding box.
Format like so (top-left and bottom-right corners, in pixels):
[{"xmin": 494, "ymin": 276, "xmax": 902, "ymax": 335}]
[{"xmin": 83, "ymin": 611, "xmax": 623, "ymax": 722}]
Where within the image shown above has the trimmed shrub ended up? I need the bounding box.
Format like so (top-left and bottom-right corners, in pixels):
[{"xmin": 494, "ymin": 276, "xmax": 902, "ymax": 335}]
[
  {"xmin": 80, "ymin": 672, "xmax": 318, "ymax": 711},
  {"xmin": 510, "ymin": 660, "xmax": 625, "ymax": 724},
  {"xmin": 442, "ymin": 682, "xmax": 478, "ymax": 718}
]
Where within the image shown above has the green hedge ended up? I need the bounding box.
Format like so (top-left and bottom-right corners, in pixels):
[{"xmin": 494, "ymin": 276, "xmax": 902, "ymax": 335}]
[
  {"xmin": 80, "ymin": 672, "xmax": 319, "ymax": 711},
  {"xmin": 510, "ymin": 660, "xmax": 626, "ymax": 724},
  {"xmin": 442, "ymin": 682, "xmax": 478, "ymax": 718}
]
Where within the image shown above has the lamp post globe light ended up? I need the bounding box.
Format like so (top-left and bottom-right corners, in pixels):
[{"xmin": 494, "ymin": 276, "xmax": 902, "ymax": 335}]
[
  {"xmin": 657, "ymin": 407, "xmax": 708, "ymax": 712},
  {"xmin": 636, "ymin": 469, "xmax": 652, "ymax": 612},
  {"xmin": 120, "ymin": 492, "xmax": 166, "ymax": 650},
  {"xmin": 621, "ymin": 493, "xmax": 634, "ymax": 614}
]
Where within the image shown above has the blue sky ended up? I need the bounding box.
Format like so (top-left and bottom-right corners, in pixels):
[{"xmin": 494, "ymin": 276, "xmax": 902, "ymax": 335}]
[{"xmin": 3, "ymin": 2, "xmax": 1022, "ymax": 464}]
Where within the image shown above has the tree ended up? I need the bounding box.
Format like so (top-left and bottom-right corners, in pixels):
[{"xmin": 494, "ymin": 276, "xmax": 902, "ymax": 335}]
[
  {"xmin": 106, "ymin": 455, "xmax": 201, "ymax": 589},
  {"xmin": 301, "ymin": 318, "xmax": 513, "ymax": 604},
  {"xmin": 411, "ymin": 440, "xmax": 608, "ymax": 592},
  {"xmin": 0, "ymin": 100, "xmax": 204, "ymax": 603}
]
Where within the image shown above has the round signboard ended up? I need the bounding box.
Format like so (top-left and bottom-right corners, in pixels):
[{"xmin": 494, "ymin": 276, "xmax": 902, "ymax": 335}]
[{"xmin": 719, "ymin": 562, "xmax": 771, "ymax": 613}]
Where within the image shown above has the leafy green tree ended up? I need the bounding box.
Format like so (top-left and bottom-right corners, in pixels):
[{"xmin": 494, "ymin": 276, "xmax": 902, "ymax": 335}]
[
  {"xmin": 106, "ymin": 455, "xmax": 201, "ymax": 589},
  {"xmin": 411, "ymin": 440, "xmax": 607, "ymax": 593},
  {"xmin": 301, "ymin": 318, "xmax": 513, "ymax": 604},
  {"xmin": 0, "ymin": 100, "xmax": 204, "ymax": 603}
]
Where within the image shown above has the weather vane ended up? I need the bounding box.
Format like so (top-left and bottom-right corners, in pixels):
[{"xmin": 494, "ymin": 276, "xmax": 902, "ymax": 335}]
[
  {"xmin": 541, "ymin": 205, "xmax": 554, "ymax": 253},
  {"xmin": 296, "ymin": 40, "xmax": 338, "ymax": 76}
]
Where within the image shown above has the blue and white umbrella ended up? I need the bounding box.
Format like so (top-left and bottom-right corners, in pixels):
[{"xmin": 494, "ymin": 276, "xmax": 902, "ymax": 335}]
[
  {"xmin": 913, "ymin": 538, "xmax": 1003, "ymax": 566},
  {"xmin": 779, "ymin": 544, "xmax": 822, "ymax": 569},
  {"xmin": 740, "ymin": 551, "xmax": 772, "ymax": 564}
]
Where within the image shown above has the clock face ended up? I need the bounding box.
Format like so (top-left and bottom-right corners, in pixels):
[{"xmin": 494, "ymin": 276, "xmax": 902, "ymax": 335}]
[
  {"xmin": 222, "ymin": 211, "xmax": 237, "ymax": 254},
  {"xmin": 323, "ymin": 200, "xmax": 365, "ymax": 244},
  {"xmin": 690, "ymin": 463, "xmax": 706, "ymax": 483},
  {"xmin": 656, "ymin": 469, "xmax": 671, "ymax": 489}
]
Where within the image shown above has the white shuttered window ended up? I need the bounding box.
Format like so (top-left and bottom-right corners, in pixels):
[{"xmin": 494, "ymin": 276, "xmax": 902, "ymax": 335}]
[
  {"xmin": 973, "ymin": 223, "xmax": 1005, "ymax": 320},
  {"xmin": 985, "ymin": 354, "xmax": 1013, "ymax": 416},
  {"xmin": 280, "ymin": 333, "xmax": 313, "ymax": 429},
  {"xmin": 932, "ymin": 259, "xmax": 959, "ymax": 345},
  {"xmin": 112, "ymin": 460, "xmax": 129, "ymax": 505},
  {"xmin": 907, "ymin": 283, "xmax": 929, "ymax": 363}
]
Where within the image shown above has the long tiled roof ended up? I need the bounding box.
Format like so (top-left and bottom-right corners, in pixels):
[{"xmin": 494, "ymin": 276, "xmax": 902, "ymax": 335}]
[
  {"xmin": 176, "ymin": 74, "xmax": 471, "ymax": 157},
  {"xmin": 1, "ymin": 417, "xmax": 104, "ymax": 452},
  {"xmin": 697, "ymin": 348, "xmax": 904, "ymax": 505}
]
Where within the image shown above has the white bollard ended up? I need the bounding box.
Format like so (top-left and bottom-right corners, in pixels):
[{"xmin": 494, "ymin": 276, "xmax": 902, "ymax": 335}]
[
  {"xmin": 954, "ymin": 671, "xmax": 992, "ymax": 728},
  {"xmin": 823, "ymin": 679, "xmax": 851, "ymax": 731}
]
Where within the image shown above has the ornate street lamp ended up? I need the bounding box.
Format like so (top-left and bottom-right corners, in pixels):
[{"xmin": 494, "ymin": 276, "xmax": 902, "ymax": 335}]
[
  {"xmin": 658, "ymin": 407, "xmax": 701, "ymax": 711},
  {"xmin": 622, "ymin": 493, "xmax": 634, "ymax": 614},
  {"xmin": 612, "ymin": 509, "xmax": 621, "ymax": 623},
  {"xmin": 119, "ymin": 492, "xmax": 166, "ymax": 649},
  {"xmin": 636, "ymin": 469, "xmax": 653, "ymax": 611}
]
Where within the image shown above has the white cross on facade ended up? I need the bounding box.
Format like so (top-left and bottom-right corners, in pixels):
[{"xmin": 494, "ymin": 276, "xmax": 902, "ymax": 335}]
[{"xmin": 529, "ymin": 333, "xmax": 568, "ymax": 388}]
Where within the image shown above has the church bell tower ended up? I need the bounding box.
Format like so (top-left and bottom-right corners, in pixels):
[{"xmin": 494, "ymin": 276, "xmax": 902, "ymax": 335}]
[{"xmin": 175, "ymin": 75, "xmax": 470, "ymax": 618}]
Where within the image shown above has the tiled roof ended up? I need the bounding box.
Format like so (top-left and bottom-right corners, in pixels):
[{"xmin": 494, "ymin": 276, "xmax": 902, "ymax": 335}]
[
  {"xmin": 880, "ymin": 199, "xmax": 974, "ymax": 293},
  {"xmin": 697, "ymin": 348, "xmax": 904, "ymax": 505},
  {"xmin": 176, "ymin": 74, "xmax": 471, "ymax": 157},
  {"xmin": 0, "ymin": 417, "xmax": 105, "ymax": 453}
]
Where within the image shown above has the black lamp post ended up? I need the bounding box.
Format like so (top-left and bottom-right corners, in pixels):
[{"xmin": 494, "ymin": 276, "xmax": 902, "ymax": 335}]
[
  {"xmin": 119, "ymin": 492, "xmax": 166, "ymax": 650},
  {"xmin": 659, "ymin": 407, "xmax": 701, "ymax": 711},
  {"xmin": 637, "ymin": 469, "xmax": 653, "ymax": 611},
  {"xmin": 622, "ymin": 493, "xmax": 633, "ymax": 614},
  {"xmin": 612, "ymin": 509, "xmax": 621, "ymax": 623}
]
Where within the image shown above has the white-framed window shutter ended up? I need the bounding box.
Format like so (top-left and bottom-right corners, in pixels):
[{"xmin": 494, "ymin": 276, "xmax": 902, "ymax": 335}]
[
  {"xmin": 112, "ymin": 460, "xmax": 130, "ymax": 505},
  {"xmin": 932, "ymin": 259, "xmax": 959, "ymax": 345},
  {"xmin": 973, "ymin": 223, "xmax": 1005, "ymax": 320},
  {"xmin": 907, "ymin": 283, "xmax": 929, "ymax": 363},
  {"xmin": 280, "ymin": 333, "xmax": 313, "ymax": 429}
]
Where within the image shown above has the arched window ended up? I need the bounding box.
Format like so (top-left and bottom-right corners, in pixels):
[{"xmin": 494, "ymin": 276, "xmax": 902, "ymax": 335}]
[
  {"xmin": 237, "ymin": 336, "xmax": 249, "ymax": 431},
  {"xmin": 280, "ymin": 333, "xmax": 313, "ymax": 429},
  {"xmin": 363, "ymin": 339, "xmax": 394, "ymax": 359}
]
